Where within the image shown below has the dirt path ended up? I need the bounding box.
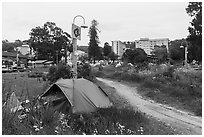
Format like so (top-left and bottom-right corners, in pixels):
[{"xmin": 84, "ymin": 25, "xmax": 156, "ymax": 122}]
[{"xmin": 97, "ymin": 78, "xmax": 202, "ymax": 135}]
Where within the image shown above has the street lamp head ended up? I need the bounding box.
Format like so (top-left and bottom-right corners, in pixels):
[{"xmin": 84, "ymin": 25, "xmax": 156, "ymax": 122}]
[
  {"xmin": 81, "ymin": 25, "xmax": 88, "ymax": 29},
  {"xmin": 80, "ymin": 25, "xmax": 88, "ymax": 29}
]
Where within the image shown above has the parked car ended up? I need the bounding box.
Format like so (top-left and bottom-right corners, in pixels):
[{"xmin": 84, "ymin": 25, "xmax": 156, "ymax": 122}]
[
  {"xmin": 2, "ymin": 65, "xmax": 12, "ymax": 73},
  {"xmin": 17, "ymin": 66, "xmax": 26, "ymax": 72},
  {"xmin": 12, "ymin": 66, "xmax": 18, "ymax": 72}
]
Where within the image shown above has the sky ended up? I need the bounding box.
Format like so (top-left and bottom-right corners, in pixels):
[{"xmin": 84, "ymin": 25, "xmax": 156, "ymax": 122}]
[{"xmin": 2, "ymin": 1, "xmax": 191, "ymax": 47}]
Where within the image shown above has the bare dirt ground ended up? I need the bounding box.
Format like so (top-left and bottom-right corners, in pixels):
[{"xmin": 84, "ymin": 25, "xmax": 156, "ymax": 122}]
[{"xmin": 97, "ymin": 78, "xmax": 202, "ymax": 135}]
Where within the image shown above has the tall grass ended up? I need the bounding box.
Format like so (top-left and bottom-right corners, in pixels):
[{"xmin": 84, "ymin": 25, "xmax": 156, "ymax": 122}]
[
  {"xmin": 94, "ymin": 64, "xmax": 202, "ymax": 116},
  {"xmin": 3, "ymin": 95, "xmax": 176, "ymax": 135}
]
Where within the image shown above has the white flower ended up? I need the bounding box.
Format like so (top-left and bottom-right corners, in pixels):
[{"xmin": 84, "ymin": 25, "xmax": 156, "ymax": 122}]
[{"xmin": 25, "ymin": 99, "xmax": 30, "ymax": 103}]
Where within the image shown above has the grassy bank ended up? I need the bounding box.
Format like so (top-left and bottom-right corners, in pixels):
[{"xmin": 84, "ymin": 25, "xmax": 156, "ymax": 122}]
[
  {"xmin": 93, "ymin": 64, "xmax": 202, "ymax": 116},
  {"xmin": 2, "ymin": 71, "xmax": 181, "ymax": 135},
  {"xmin": 2, "ymin": 73, "xmax": 179, "ymax": 135}
]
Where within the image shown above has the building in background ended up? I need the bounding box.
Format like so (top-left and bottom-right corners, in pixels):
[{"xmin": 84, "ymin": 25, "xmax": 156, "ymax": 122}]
[
  {"xmin": 135, "ymin": 38, "xmax": 169, "ymax": 55},
  {"xmin": 111, "ymin": 38, "xmax": 169, "ymax": 58},
  {"xmin": 16, "ymin": 45, "xmax": 33, "ymax": 55},
  {"xmin": 123, "ymin": 41, "xmax": 136, "ymax": 49},
  {"xmin": 111, "ymin": 41, "xmax": 126, "ymax": 58}
]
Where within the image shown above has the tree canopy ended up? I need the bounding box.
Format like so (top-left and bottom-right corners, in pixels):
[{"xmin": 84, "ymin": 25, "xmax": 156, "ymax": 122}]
[
  {"xmin": 169, "ymin": 39, "xmax": 186, "ymax": 61},
  {"xmin": 88, "ymin": 20, "xmax": 102, "ymax": 63},
  {"xmin": 186, "ymin": 2, "xmax": 202, "ymax": 62},
  {"xmin": 151, "ymin": 45, "xmax": 168, "ymax": 64},
  {"xmin": 103, "ymin": 42, "xmax": 112, "ymax": 57},
  {"xmin": 122, "ymin": 48, "xmax": 147, "ymax": 64},
  {"xmin": 29, "ymin": 22, "xmax": 71, "ymax": 62},
  {"xmin": 2, "ymin": 40, "xmax": 23, "ymax": 52}
]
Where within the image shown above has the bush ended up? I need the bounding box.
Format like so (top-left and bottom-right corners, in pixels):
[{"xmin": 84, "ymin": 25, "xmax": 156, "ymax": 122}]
[
  {"xmin": 2, "ymin": 97, "xmax": 61, "ymax": 135},
  {"xmin": 142, "ymin": 78, "xmax": 162, "ymax": 89},
  {"xmin": 47, "ymin": 63, "xmax": 72, "ymax": 83},
  {"xmin": 121, "ymin": 73, "xmax": 144, "ymax": 83},
  {"xmin": 62, "ymin": 107, "xmax": 148, "ymax": 135},
  {"xmin": 77, "ymin": 63, "xmax": 93, "ymax": 80},
  {"xmin": 28, "ymin": 72, "xmax": 43, "ymax": 78},
  {"xmin": 47, "ymin": 63, "xmax": 95, "ymax": 83},
  {"xmin": 162, "ymin": 66, "xmax": 175, "ymax": 78}
]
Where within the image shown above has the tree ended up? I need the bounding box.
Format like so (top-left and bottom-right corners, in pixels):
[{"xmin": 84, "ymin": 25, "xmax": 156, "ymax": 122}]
[
  {"xmin": 2, "ymin": 40, "xmax": 23, "ymax": 52},
  {"xmin": 29, "ymin": 22, "xmax": 71, "ymax": 62},
  {"xmin": 122, "ymin": 48, "xmax": 147, "ymax": 64},
  {"xmin": 88, "ymin": 20, "xmax": 102, "ymax": 63},
  {"xmin": 108, "ymin": 51, "xmax": 118, "ymax": 62},
  {"xmin": 151, "ymin": 45, "xmax": 168, "ymax": 64},
  {"xmin": 2, "ymin": 42, "xmax": 15, "ymax": 52},
  {"xmin": 103, "ymin": 42, "xmax": 112, "ymax": 57},
  {"xmin": 186, "ymin": 2, "xmax": 202, "ymax": 62},
  {"xmin": 169, "ymin": 39, "xmax": 185, "ymax": 61}
]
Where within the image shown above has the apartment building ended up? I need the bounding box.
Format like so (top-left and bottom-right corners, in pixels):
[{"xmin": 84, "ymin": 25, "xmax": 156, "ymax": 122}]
[
  {"xmin": 112, "ymin": 38, "xmax": 169, "ymax": 57},
  {"xmin": 111, "ymin": 41, "xmax": 126, "ymax": 58},
  {"xmin": 135, "ymin": 38, "xmax": 169, "ymax": 55}
]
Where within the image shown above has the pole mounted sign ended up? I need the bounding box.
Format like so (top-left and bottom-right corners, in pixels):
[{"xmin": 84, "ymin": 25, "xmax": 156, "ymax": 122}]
[{"xmin": 72, "ymin": 24, "xmax": 81, "ymax": 40}]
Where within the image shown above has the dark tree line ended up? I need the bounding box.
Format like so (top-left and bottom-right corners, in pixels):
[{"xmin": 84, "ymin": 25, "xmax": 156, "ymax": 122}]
[{"xmin": 186, "ymin": 2, "xmax": 202, "ymax": 62}]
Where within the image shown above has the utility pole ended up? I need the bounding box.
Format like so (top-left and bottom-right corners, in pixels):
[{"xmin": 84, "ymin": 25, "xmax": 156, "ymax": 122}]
[
  {"xmin": 71, "ymin": 15, "xmax": 88, "ymax": 79},
  {"xmin": 72, "ymin": 38, "xmax": 77, "ymax": 79},
  {"xmin": 180, "ymin": 41, "xmax": 188, "ymax": 67}
]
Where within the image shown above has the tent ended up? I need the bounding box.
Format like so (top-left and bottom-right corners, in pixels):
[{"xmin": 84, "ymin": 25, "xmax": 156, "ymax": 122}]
[{"xmin": 41, "ymin": 78, "xmax": 112, "ymax": 113}]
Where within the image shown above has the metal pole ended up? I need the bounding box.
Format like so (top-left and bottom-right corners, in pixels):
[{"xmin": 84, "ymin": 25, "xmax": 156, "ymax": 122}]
[
  {"xmin": 65, "ymin": 43, "xmax": 68, "ymax": 64},
  {"xmin": 56, "ymin": 51, "xmax": 58, "ymax": 64},
  {"xmin": 72, "ymin": 38, "xmax": 77, "ymax": 79},
  {"xmin": 184, "ymin": 44, "xmax": 188, "ymax": 66}
]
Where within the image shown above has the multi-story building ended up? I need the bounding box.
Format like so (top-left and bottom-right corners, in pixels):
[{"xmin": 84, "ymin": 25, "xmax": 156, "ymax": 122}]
[
  {"xmin": 135, "ymin": 38, "xmax": 169, "ymax": 55},
  {"xmin": 123, "ymin": 41, "xmax": 136, "ymax": 49},
  {"xmin": 112, "ymin": 38, "xmax": 169, "ymax": 58},
  {"xmin": 111, "ymin": 41, "xmax": 126, "ymax": 58}
]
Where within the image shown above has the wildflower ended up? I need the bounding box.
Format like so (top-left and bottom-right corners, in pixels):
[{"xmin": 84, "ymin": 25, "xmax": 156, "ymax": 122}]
[
  {"xmin": 18, "ymin": 114, "xmax": 27, "ymax": 120},
  {"xmin": 80, "ymin": 114, "xmax": 84, "ymax": 121},
  {"xmin": 25, "ymin": 99, "xmax": 30, "ymax": 103},
  {"xmin": 54, "ymin": 130, "xmax": 59, "ymax": 134},
  {"xmin": 35, "ymin": 128, "xmax": 40, "ymax": 131},
  {"xmin": 25, "ymin": 108, "xmax": 29, "ymax": 112},
  {"xmin": 33, "ymin": 126, "xmax": 40, "ymax": 132},
  {"xmin": 105, "ymin": 130, "xmax": 110, "ymax": 134},
  {"xmin": 140, "ymin": 126, "xmax": 144, "ymax": 132},
  {"xmin": 59, "ymin": 113, "xmax": 65, "ymax": 119}
]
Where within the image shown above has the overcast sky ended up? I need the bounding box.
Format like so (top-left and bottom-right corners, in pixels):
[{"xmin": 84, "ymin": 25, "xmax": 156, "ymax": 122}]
[{"xmin": 2, "ymin": 2, "xmax": 191, "ymax": 46}]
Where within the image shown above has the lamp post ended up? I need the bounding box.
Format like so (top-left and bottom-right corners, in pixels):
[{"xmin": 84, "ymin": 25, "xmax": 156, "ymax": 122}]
[
  {"xmin": 180, "ymin": 41, "xmax": 188, "ymax": 67},
  {"xmin": 72, "ymin": 15, "xmax": 88, "ymax": 79}
]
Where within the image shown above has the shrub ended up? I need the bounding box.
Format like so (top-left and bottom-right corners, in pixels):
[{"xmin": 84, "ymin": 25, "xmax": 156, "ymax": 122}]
[
  {"xmin": 77, "ymin": 63, "xmax": 93, "ymax": 80},
  {"xmin": 28, "ymin": 72, "xmax": 43, "ymax": 78},
  {"xmin": 121, "ymin": 73, "xmax": 144, "ymax": 83},
  {"xmin": 162, "ymin": 66, "xmax": 175, "ymax": 78},
  {"xmin": 142, "ymin": 78, "xmax": 162, "ymax": 89},
  {"xmin": 47, "ymin": 63, "xmax": 72, "ymax": 83},
  {"xmin": 63, "ymin": 107, "xmax": 148, "ymax": 135},
  {"xmin": 2, "ymin": 97, "xmax": 61, "ymax": 135}
]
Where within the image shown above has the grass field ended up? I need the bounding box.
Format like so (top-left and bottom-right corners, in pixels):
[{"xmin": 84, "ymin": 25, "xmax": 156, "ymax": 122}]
[
  {"xmin": 2, "ymin": 72, "xmax": 49, "ymax": 103},
  {"xmin": 2, "ymin": 70, "xmax": 181, "ymax": 135}
]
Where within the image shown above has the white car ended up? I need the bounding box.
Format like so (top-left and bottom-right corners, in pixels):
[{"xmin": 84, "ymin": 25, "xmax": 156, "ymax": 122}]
[{"xmin": 2, "ymin": 65, "xmax": 12, "ymax": 73}]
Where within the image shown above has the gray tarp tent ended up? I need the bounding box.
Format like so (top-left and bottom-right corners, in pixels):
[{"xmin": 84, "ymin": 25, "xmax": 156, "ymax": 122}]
[{"xmin": 41, "ymin": 78, "xmax": 112, "ymax": 113}]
